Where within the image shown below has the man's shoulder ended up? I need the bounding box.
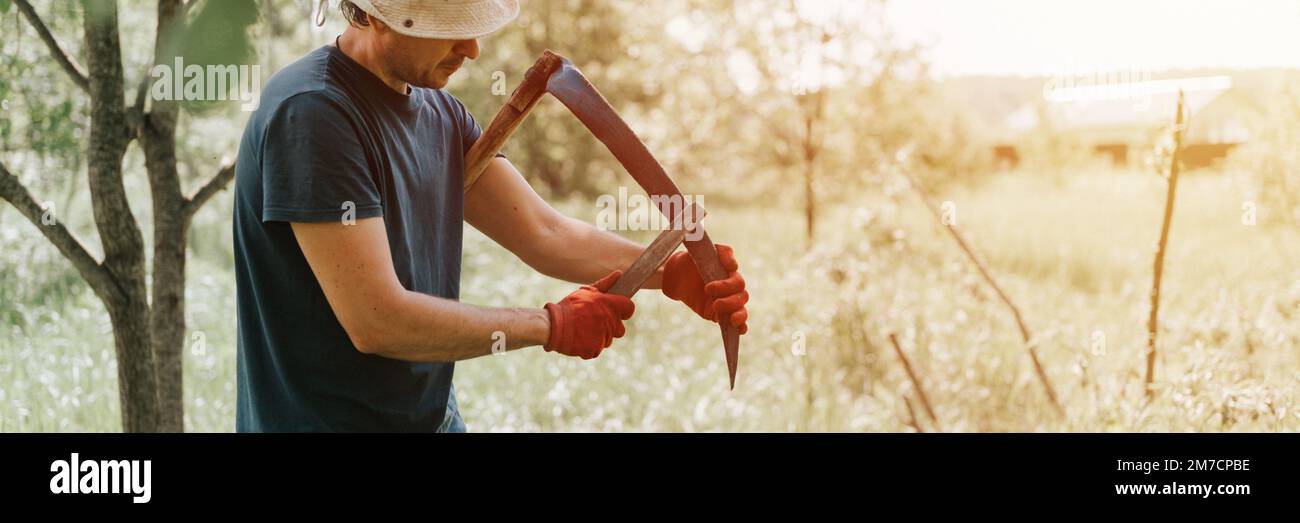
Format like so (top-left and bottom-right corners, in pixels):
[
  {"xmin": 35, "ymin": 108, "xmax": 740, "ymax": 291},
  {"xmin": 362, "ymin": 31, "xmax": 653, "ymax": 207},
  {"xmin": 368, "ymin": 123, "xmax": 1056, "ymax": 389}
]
[
  {"xmin": 255, "ymin": 46, "xmax": 355, "ymax": 121},
  {"xmin": 235, "ymin": 48, "xmax": 365, "ymax": 191}
]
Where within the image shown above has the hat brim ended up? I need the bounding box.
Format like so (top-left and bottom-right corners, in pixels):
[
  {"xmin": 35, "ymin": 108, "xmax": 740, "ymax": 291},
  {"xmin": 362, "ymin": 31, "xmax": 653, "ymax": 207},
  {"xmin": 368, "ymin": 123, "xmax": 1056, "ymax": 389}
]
[{"xmin": 351, "ymin": 0, "xmax": 519, "ymax": 40}]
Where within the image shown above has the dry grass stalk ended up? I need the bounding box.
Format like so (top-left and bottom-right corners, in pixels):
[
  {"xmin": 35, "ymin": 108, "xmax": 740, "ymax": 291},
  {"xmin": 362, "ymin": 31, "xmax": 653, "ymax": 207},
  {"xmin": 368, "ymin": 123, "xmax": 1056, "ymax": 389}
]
[
  {"xmin": 1146, "ymin": 90, "xmax": 1187, "ymax": 399},
  {"xmin": 903, "ymin": 172, "xmax": 1063, "ymax": 414},
  {"xmin": 902, "ymin": 394, "xmax": 925, "ymax": 433},
  {"xmin": 888, "ymin": 332, "xmax": 939, "ymax": 428}
]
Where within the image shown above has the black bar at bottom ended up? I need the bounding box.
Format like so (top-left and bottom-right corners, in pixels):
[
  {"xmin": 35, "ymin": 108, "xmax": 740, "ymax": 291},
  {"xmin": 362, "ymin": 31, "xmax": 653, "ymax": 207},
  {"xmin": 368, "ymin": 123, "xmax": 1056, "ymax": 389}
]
[{"xmin": 1, "ymin": 433, "xmax": 1291, "ymax": 510}]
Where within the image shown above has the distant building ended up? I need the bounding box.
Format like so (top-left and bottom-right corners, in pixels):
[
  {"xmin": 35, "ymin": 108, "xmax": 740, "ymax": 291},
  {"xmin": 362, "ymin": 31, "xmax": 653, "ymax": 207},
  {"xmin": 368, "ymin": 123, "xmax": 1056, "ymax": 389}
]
[{"xmin": 995, "ymin": 75, "xmax": 1247, "ymax": 169}]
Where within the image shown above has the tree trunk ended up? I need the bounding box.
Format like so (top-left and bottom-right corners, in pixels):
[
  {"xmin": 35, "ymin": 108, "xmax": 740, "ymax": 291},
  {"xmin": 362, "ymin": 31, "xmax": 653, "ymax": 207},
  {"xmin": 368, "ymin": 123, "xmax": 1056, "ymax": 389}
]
[
  {"xmin": 105, "ymin": 294, "xmax": 158, "ymax": 432},
  {"xmin": 143, "ymin": 108, "xmax": 187, "ymax": 432},
  {"xmin": 142, "ymin": 0, "xmax": 189, "ymax": 433},
  {"xmin": 802, "ymin": 112, "xmax": 817, "ymax": 246},
  {"xmin": 149, "ymin": 226, "xmax": 188, "ymax": 433},
  {"xmin": 800, "ymin": 90, "xmax": 825, "ymax": 247},
  {"xmin": 82, "ymin": 0, "xmax": 160, "ymax": 433},
  {"xmin": 803, "ymin": 153, "xmax": 815, "ymax": 242}
]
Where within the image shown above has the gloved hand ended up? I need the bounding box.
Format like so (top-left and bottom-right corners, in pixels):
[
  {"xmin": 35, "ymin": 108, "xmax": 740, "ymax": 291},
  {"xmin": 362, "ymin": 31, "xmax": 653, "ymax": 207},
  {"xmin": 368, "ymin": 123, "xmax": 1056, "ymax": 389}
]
[
  {"xmin": 661, "ymin": 244, "xmax": 749, "ymax": 335},
  {"xmin": 543, "ymin": 270, "xmax": 636, "ymax": 359}
]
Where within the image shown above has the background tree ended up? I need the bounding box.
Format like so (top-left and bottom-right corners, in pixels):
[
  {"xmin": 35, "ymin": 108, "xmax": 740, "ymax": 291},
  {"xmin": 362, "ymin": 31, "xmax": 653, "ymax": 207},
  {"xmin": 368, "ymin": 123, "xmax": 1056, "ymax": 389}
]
[
  {"xmin": 0, "ymin": 0, "xmax": 255, "ymax": 432},
  {"xmin": 717, "ymin": 0, "xmax": 939, "ymax": 245}
]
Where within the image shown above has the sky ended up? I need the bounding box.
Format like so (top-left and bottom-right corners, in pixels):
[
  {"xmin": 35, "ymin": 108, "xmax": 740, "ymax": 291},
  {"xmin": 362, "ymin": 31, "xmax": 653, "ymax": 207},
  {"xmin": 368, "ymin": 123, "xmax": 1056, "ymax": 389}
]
[{"xmin": 883, "ymin": 0, "xmax": 1300, "ymax": 76}]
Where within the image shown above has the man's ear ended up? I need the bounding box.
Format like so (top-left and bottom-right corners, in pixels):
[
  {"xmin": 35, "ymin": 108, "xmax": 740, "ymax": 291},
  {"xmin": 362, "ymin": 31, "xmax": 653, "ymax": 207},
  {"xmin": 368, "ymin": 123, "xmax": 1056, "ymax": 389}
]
[{"xmin": 370, "ymin": 16, "xmax": 390, "ymax": 34}]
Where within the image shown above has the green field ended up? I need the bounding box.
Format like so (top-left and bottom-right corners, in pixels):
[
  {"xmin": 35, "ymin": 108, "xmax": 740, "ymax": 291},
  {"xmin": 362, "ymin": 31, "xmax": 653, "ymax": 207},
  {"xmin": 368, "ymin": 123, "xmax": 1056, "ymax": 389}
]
[{"xmin": 2, "ymin": 167, "xmax": 1297, "ymax": 432}]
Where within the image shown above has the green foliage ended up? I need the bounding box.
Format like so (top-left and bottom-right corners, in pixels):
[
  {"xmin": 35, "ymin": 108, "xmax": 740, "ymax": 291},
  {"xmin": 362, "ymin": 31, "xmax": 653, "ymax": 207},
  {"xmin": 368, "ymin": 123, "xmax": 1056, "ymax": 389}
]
[
  {"xmin": 164, "ymin": 0, "xmax": 260, "ymax": 114},
  {"xmin": 177, "ymin": 0, "xmax": 259, "ymax": 67},
  {"xmin": 0, "ymin": 4, "xmax": 88, "ymax": 199}
]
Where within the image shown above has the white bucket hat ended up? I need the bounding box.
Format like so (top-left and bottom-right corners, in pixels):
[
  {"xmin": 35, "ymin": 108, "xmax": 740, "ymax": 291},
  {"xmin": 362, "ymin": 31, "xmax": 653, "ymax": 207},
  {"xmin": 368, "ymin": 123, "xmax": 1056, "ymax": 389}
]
[{"xmin": 348, "ymin": 0, "xmax": 520, "ymax": 39}]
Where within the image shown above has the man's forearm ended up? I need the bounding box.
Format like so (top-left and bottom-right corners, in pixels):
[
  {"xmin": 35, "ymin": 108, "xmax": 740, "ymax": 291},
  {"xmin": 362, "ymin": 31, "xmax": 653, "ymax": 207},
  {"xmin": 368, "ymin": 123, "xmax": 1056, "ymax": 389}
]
[
  {"xmin": 530, "ymin": 215, "xmax": 665, "ymax": 288},
  {"xmin": 357, "ymin": 290, "xmax": 550, "ymax": 363},
  {"xmin": 466, "ymin": 158, "xmax": 667, "ymax": 288}
]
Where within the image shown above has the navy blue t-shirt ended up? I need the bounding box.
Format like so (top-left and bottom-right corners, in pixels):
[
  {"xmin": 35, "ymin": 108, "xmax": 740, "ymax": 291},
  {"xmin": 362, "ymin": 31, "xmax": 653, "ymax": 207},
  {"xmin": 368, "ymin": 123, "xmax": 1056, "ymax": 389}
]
[{"xmin": 233, "ymin": 45, "xmax": 481, "ymax": 431}]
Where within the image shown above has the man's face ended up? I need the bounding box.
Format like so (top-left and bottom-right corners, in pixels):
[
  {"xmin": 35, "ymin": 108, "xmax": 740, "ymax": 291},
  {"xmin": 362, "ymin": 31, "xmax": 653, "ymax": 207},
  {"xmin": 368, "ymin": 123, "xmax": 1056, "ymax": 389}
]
[{"xmin": 375, "ymin": 25, "xmax": 480, "ymax": 90}]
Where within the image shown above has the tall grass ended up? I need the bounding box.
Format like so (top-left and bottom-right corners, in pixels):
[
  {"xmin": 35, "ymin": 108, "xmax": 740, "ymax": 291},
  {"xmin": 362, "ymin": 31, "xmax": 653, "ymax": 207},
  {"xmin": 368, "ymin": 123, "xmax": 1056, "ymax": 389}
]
[{"xmin": 2, "ymin": 168, "xmax": 1298, "ymax": 432}]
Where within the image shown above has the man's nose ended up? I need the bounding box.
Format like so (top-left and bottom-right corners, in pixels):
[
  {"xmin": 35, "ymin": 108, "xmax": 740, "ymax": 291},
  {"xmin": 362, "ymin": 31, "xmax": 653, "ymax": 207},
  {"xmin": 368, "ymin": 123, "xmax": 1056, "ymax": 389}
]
[{"xmin": 454, "ymin": 38, "xmax": 480, "ymax": 60}]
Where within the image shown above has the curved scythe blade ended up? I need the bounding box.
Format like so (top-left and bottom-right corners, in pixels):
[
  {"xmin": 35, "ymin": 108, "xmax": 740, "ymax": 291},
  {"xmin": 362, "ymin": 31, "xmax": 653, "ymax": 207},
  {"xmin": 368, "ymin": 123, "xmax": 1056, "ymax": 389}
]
[{"xmin": 544, "ymin": 53, "xmax": 740, "ymax": 389}]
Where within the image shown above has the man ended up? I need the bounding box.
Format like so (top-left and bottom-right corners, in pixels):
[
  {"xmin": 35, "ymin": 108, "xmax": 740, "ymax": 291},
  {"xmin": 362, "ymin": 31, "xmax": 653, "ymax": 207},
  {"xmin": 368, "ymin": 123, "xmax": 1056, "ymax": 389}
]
[{"xmin": 233, "ymin": 0, "xmax": 748, "ymax": 432}]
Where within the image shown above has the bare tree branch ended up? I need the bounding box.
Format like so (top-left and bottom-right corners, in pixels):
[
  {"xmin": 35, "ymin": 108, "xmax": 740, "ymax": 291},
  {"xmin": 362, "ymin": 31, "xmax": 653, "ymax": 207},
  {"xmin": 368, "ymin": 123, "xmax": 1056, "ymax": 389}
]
[
  {"xmin": 15, "ymin": 0, "xmax": 91, "ymax": 93},
  {"xmin": 183, "ymin": 162, "xmax": 236, "ymax": 220},
  {"xmin": 0, "ymin": 160, "xmax": 121, "ymax": 302}
]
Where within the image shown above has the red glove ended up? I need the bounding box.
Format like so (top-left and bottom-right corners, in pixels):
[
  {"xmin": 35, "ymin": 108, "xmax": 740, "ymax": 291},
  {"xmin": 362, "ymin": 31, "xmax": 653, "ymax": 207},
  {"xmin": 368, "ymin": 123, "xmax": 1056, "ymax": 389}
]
[
  {"xmin": 661, "ymin": 244, "xmax": 749, "ymax": 335},
  {"xmin": 543, "ymin": 271, "xmax": 636, "ymax": 359}
]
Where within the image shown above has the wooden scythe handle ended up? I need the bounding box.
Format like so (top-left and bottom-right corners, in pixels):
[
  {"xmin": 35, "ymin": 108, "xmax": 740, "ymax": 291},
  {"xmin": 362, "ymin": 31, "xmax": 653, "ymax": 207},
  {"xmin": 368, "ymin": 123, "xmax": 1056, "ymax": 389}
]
[
  {"xmin": 462, "ymin": 51, "xmax": 563, "ymax": 193},
  {"xmin": 607, "ymin": 204, "xmax": 706, "ymax": 297}
]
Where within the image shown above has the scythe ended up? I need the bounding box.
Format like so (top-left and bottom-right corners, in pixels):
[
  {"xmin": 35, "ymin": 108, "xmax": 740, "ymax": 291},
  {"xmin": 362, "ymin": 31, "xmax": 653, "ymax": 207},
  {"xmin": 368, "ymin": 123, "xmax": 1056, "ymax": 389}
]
[{"xmin": 463, "ymin": 50, "xmax": 741, "ymax": 389}]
